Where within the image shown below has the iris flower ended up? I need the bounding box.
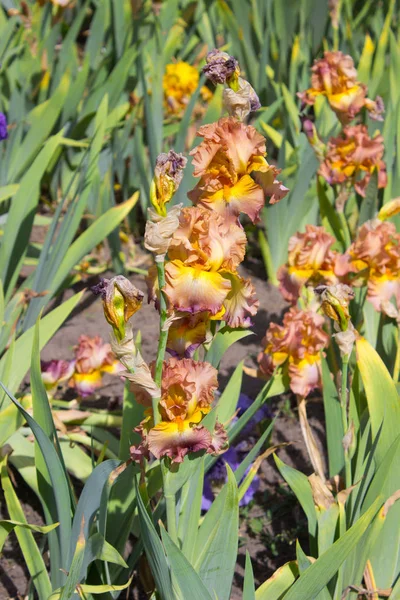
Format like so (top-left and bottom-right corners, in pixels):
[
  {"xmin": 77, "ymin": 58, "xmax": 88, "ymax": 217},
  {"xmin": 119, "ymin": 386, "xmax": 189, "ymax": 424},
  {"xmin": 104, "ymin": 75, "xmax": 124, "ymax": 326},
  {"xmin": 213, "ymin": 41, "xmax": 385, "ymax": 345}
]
[
  {"xmin": 319, "ymin": 125, "xmax": 387, "ymax": 197},
  {"xmin": 258, "ymin": 308, "xmax": 329, "ymax": 398},
  {"xmin": 70, "ymin": 335, "xmax": 122, "ymax": 398},
  {"xmin": 298, "ymin": 51, "xmax": 384, "ymax": 123},
  {"xmin": 130, "ymin": 358, "xmax": 228, "ymax": 464},
  {"xmin": 147, "ymin": 206, "xmax": 259, "ymax": 328},
  {"xmin": 163, "ymin": 61, "xmax": 212, "ymax": 115},
  {"xmin": 278, "ymin": 225, "xmax": 341, "ymax": 303},
  {"xmin": 336, "ymin": 219, "xmax": 400, "ymax": 318},
  {"xmin": 188, "ymin": 117, "xmax": 288, "ymax": 223}
]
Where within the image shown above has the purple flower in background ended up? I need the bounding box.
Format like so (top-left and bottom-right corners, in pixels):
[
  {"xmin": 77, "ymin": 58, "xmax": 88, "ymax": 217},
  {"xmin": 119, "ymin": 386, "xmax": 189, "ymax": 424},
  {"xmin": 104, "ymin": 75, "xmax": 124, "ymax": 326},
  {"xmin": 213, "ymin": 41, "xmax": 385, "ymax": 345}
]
[
  {"xmin": 202, "ymin": 446, "xmax": 260, "ymax": 510},
  {"xmin": 0, "ymin": 113, "xmax": 8, "ymax": 141},
  {"xmin": 202, "ymin": 393, "xmax": 274, "ymax": 510}
]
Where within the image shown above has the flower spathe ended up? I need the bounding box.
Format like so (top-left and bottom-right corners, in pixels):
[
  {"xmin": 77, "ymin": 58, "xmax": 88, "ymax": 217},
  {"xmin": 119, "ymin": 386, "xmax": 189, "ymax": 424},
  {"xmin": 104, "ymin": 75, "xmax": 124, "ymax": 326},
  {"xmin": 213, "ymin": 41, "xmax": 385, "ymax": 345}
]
[
  {"xmin": 188, "ymin": 117, "xmax": 288, "ymax": 223},
  {"xmin": 319, "ymin": 125, "xmax": 387, "ymax": 197},
  {"xmin": 278, "ymin": 225, "xmax": 341, "ymax": 303},
  {"xmin": 258, "ymin": 308, "xmax": 329, "ymax": 397},
  {"xmin": 70, "ymin": 335, "xmax": 122, "ymax": 397},
  {"xmin": 130, "ymin": 358, "xmax": 228, "ymax": 464},
  {"xmin": 298, "ymin": 51, "xmax": 384, "ymax": 123}
]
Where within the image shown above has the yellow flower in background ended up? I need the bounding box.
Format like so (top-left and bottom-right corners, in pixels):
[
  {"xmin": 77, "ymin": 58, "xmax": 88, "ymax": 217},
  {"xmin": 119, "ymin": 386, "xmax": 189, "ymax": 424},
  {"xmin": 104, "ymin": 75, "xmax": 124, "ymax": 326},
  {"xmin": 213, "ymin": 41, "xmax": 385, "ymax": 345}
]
[{"xmin": 163, "ymin": 61, "xmax": 211, "ymax": 115}]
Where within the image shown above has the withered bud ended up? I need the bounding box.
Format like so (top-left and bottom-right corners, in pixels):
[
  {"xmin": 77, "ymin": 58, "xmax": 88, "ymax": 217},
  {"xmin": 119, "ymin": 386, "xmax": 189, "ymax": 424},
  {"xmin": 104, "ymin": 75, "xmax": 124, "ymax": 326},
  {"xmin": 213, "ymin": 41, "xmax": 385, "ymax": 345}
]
[
  {"xmin": 203, "ymin": 49, "xmax": 240, "ymax": 86},
  {"xmin": 150, "ymin": 150, "xmax": 187, "ymax": 216},
  {"xmin": 315, "ymin": 283, "xmax": 354, "ymax": 331},
  {"xmin": 223, "ymin": 77, "xmax": 261, "ymax": 121},
  {"xmin": 92, "ymin": 276, "xmax": 144, "ymax": 340},
  {"xmin": 110, "ymin": 324, "xmax": 160, "ymax": 398},
  {"xmin": 144, "ymin": 204, "xmax": 182, "ymax": 257},
  {"xmin": 333, "ymin": 322, "xmax": 357, "ymax": 357}
]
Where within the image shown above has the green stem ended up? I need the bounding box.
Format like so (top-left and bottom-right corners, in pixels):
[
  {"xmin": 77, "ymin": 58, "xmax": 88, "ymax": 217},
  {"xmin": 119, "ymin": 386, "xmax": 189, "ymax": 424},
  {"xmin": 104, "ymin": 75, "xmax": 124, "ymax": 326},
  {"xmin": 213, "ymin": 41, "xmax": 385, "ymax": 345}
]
[
  {"xmin": 153, "ymin": 257, "xmax": 177, "ymax": 541},
  {"xmin": 341, "ymin": 357, "xmax": 351, "ymax": 488},
  {"xmin": 258, "ymin": 230, "xmax": 278, "ymax": 286},
  {"xmin": 338, "ymin": 210, "xmax": 352, "ymax": 249},
  {"xmin": 393, "ymin": 325, "xmax": 400, "ymax": 383},
  {"xmin": 165, "ymin": 492, "xmax": 178, "ymax": 544},
  {"xmin": 153, "ymin": 257, "xmax": 169, "ymax": 424}
]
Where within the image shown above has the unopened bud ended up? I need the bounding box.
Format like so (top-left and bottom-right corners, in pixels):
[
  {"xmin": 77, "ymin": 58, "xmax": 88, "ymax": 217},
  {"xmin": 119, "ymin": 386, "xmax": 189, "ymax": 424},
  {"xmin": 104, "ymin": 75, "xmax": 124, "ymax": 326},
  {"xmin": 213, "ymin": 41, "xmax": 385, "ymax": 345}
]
[
  {"xmin": 150, "ymin": 150, "xmax": 187, "ymax": 216},
  {"xmin": 92, "ymin": 276, "xmax": 144, "ymax": 340},
  {"xmin": 315, "ymin": 283, "xmax": 354, "ymax": 331},
  {"xmin": 377, "ymin": 197, "xmax": 400, "ymax": 221}
]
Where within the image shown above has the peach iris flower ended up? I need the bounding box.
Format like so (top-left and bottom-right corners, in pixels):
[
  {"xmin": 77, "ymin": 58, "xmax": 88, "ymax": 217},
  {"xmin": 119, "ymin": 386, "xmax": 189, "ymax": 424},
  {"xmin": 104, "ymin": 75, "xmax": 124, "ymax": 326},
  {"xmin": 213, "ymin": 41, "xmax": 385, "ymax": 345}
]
[
  {"xmin": 258, "ymin": 308, "xmax": 329, "ymax": 398},
  {"xmin": 278, "ymin": 225, "xmax": 341, "ymax": 303},
  {"xmin": 319, "ymin": 125, "xmax": 387, "ymax": 197},
  {"xmin": 336, "ymin": 220, "xmax": 400, "ymax": 317},
  {"xmin": 147, "ymin": 206, "xmax": 259, "ymax": 331},
  {"xmin": 298, "ymin": 51, "xmax": 384, "ymax": 123},
  {"xmin": 188, "ymin": 117, "xmax": 288, "ymax": 223},
  {"xmin": 130, "ymin": 358, "xmax": 228, "ymax": 464},
  {"xmin": 70, "ymin": 335, "xmax": 122, "ymax": 397}
]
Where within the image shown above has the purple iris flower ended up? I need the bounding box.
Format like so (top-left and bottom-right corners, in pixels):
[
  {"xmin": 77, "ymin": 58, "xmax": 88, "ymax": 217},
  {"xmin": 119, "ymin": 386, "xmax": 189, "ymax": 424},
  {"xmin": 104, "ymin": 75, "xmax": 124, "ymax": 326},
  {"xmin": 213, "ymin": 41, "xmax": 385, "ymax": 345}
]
[
  {"xmin": 202, "ymin": 446, "xmax": 258, "ymax": 510},
  {"xmin": 0, "ymin": 113, "xmax": 8, "ymax": 141},
  {"xmin": 202, "ymin": 395, "xmax": 274, "ymax": 510}
]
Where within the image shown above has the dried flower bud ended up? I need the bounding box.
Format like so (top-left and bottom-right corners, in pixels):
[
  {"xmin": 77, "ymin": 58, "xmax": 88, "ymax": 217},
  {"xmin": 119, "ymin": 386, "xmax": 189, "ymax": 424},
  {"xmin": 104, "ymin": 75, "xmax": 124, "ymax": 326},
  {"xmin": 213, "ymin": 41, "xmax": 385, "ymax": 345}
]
[
  {"xmin": 150, "ymin": 150, "xmax": 187, "ymax": 216},
  {"xmin": 144, "ymin": 204, "xmax": 182, "ymax": 257},
  {"xmin": 315, "ymin": 283, "xmax": 354, "ymax": 331},
  {"xmin": 203, "ymin": 49, "xmax": 240, "ymax": 86},
  {"xmin": 333, "ymin": 322, "xmax": 357, "ymax": 357},
  {"xmin": 110, "ymin": 324, "xmax": 160, "ymax": 399},
  {"xmin": 222, "ymin": 77, "xmax": 261, "ymax": 121},
  {"xmin": 92, "ymin": 276, "xmax": 144, "ymax": 340},
  {"xmin": 377, "ymin": 197, "xmax": 400, "ymax": 221}
]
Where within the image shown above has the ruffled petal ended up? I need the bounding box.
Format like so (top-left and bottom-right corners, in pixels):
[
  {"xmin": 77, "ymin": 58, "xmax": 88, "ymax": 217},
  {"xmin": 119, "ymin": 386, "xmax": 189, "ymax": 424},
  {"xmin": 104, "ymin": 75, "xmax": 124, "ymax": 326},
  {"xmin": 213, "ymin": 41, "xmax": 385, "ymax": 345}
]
[
  {"xmin": 222, "ymin": 273, "xmax": 259, "ymax": 327},
  {"xmin": 147, "ymin": 419, "xmax": 212, "ymax": 463},
  {"xmin": 70, "ymin": 371, "xmax": 103, "ymax": 398},
  {"xmin": 164, "ymin": 260, "xmax": 231, "ymax": 315},
  {"xmin": 288, "ymin": 357, "xmax": 322, "ymax": 397},
  {"xmin": 41, "ymin": 359, "xmax": 76, "ymax": 390},
  {"xmin": 167, "ymin": 313, "xmax": 209, "ymax": 357}
]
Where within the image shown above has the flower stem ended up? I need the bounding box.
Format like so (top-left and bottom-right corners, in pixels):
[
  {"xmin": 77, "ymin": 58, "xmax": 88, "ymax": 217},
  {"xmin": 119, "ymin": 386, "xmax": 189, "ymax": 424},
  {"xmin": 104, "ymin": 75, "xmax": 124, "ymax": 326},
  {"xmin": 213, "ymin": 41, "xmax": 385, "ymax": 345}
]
[
  {"xmin": 153, "ymin": 257, "xmax": 168, "ymax": 424},
  {"xmin": 393, "ymin": 325, "xmax": 400, "ymax": 383},
  {"xmin": 165, "ymin": 492, "xmax": 178, "ymax": 544},
  {"xmin": 153, "ymin": 257, "xmax": 177, "ymax": 541},
  {"xmin": 338, "ymin": 210, "xmax": 352, "ymax": 249},
  {"xmin": 341, "ymin": 356, "xmax": 351, "ymax": 488}
]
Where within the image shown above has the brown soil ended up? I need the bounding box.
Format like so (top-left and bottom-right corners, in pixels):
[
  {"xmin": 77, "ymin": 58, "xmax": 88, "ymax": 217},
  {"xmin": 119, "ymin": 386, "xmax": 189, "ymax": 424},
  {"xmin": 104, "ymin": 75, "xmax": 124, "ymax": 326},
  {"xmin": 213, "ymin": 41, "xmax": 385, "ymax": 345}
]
[{"xmin": 0, "ymin": 261, "xmax": 327, "ymax": 599}]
